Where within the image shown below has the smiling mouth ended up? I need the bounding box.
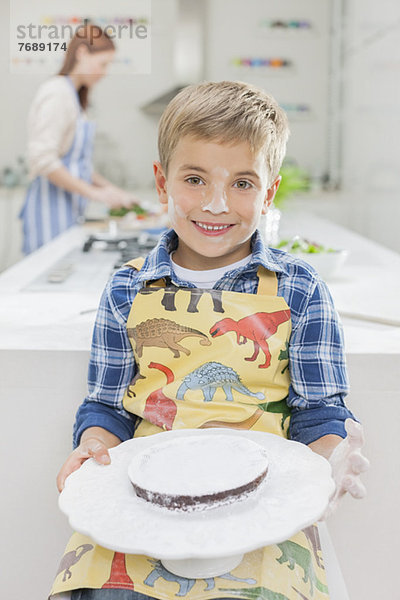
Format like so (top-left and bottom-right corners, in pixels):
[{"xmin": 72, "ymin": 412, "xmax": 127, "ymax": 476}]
[{"xmin": 194, "ymin": 221, "xmax": 233, "ymax": 232}]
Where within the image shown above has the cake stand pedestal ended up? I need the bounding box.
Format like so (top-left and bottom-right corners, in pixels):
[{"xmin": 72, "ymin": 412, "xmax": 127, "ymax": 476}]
[{"xmin": 161, "ymin": 554, "xmax": 243, "ymax": 579}]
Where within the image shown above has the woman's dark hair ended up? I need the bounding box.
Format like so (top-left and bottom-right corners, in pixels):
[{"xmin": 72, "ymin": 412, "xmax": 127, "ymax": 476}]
[{"xmin": 58, "ymin": 24, "xmax": 115, "ymax": 109}]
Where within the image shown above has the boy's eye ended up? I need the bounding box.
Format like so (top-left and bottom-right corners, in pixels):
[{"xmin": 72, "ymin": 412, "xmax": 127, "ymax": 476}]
[
  {"xmin": 234, "ymin": 180, "xmax": 252, "ymax": 190},
  {"xmin": 186, "ymin": 176, "xmax": 204, "ymax": 186}
]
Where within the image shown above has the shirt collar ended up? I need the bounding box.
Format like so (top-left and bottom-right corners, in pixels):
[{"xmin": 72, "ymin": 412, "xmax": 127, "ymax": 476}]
[
  {"xmin": 248, "ymin": 230, "xmax": 289, "ymax": 275},
  {"xmin": 134, "ymin": 228, "xmax": 288, "ymax": 283},
  {"xmin": 133, "ymin": 229, "xmax": 176, "ymax": 284}
]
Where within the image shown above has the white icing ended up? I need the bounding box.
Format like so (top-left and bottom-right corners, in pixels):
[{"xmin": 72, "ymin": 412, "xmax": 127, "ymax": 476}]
[{"xmin": 128, "ymin": 434, "xmax": 268, "ymax": 496}]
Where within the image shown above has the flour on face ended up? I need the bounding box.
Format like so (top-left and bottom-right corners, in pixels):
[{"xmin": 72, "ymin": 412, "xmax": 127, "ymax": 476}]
[
  {"xmin": 167, "ymin": 194, "xmax": 185, "ymax": 227},
  {"xmin": 200, "ymin": 167, "xmax": 230, "ymax": 214}
]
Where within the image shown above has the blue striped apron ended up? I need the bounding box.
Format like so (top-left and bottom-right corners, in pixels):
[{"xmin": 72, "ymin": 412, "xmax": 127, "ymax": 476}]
[{"xmin": 20, "ymin": 77, "xmax": 95, "ymax": 254}]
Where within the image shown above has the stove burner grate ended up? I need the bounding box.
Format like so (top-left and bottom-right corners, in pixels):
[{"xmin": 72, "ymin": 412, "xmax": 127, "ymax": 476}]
[{"xmin": 83, "ymin": 231, "xmax": 163, "ymax": 270}]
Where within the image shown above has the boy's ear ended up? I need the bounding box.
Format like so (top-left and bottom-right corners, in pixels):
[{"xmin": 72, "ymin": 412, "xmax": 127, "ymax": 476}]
[
  {"xmin": 261, "ymin": 176, "xmax": 281, "ymax": 214},
  {"xmin": 153, "ymin": 161, "xmax": 168, "ymax": 204}
]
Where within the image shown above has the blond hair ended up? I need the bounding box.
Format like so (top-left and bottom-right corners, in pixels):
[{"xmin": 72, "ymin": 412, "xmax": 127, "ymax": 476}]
[{"xmin": 158, "ymin": 81, "xmax": 290, "ymax": 185}]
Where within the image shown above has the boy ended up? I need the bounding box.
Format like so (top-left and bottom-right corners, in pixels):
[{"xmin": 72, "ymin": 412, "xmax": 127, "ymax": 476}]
[{"xmin": 52, "ymin": 81, "xmax": 368, "ymax": 600}]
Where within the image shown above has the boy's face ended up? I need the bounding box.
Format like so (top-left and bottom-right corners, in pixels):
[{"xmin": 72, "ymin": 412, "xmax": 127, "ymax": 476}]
[{"xmin": 154, "ymin": 136, "xmax": 280, "ymax": 270}]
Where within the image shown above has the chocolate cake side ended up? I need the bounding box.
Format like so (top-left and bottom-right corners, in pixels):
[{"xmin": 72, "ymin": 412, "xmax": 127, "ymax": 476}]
[{"xmin": 131, "ymin": 465, "xmax": 268, "ymax": 511}]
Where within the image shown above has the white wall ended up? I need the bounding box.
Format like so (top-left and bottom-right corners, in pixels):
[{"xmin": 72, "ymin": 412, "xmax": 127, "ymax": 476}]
[
  {"xmin": 340, "ymin": 0, "xmax": 400, "ymax": 252},
  {"xmin": 204, "ymin": 0, "xmax": 332, "ymax": 181}
]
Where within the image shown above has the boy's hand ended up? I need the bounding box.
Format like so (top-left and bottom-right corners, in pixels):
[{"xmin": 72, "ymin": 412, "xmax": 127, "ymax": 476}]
[
  {"xmin": 323, "ymin": 419, "xmax": 369, "ymax": 519},
  {"xmin": 57, "ymin": 428, "xmax": 121, "ymax": 492}
]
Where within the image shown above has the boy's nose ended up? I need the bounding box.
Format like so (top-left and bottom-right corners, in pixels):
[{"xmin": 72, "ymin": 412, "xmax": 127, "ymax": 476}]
[{"xmin": 201, "ymin": 188, "xmax": 229, "ymax": 214}]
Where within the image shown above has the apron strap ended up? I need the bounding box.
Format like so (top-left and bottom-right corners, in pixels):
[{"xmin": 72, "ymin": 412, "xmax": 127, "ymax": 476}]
[
  {"xmin": 124, "ymin": 257, "xmax": 146, "ymax": 270},
  {"xmin": 124, "ymin": 257, "xmax": 166, "ymax": 288},
  {"xmin": 256, "ymin": 266, "xmax": 278, "ymax": 296}
]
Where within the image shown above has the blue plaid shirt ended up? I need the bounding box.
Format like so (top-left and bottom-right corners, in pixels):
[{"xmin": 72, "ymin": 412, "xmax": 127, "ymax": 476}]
[{"xmin": 74, "ymin": 229, "xmax": 354, "ymax": 448}]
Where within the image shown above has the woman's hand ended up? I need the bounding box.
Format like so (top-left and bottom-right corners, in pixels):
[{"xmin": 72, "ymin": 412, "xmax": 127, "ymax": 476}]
[
  {"xmin": 46, "ymin": 168, "xmax": 139, "ymax": 208},
  {"xmin": 56, "ymin": 427, "xmax": 121, "ymax": 492},
  {"xmin": 90, "ymin": 185, "xmax": 138, "ymax": 209}
]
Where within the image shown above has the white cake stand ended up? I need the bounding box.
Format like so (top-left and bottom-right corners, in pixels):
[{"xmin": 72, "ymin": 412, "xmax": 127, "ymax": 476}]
[{"xmin": 59, "ymin": 429, "xmax": 334, "ymax": 578}]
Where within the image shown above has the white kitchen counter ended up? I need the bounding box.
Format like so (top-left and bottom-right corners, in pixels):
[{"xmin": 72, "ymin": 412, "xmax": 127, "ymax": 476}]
[
  {"xmin": 281, "ymin": 208, "xmax": 400, "ymax": 354},
  {"xmin": 0, "ymin": 211, "xmax": 399, "ymax": 354},
  {"xmin": 0, "ymin": 225, "xmax": 113, "ymax": 351}
]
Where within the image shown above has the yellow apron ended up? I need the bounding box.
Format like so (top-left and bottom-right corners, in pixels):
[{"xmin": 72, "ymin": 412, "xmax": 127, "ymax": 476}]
[{"xmin": 50, "ymin": 260, "xmax": 329, "ymax": 600}]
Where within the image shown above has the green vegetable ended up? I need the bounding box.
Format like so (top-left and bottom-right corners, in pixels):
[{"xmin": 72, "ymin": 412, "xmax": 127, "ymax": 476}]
[
  {"xmin": 276, "ymin": 237, "xmax": 337, "ymax": 254},
  {"xmin": 109, "ymin": 204, "xmax": 147, "ymax": 217}
]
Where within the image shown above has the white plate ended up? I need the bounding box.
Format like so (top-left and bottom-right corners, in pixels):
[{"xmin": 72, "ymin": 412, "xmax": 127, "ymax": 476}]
[{"xmin": 59, "ymin": 429, "xmax": 334, "ymax": 560}]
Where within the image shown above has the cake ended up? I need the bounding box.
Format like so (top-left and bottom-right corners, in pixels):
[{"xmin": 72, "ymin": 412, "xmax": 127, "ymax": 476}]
[{"xmin": 128, "ymin": 434, "xmax": 268, "ymax": 511}]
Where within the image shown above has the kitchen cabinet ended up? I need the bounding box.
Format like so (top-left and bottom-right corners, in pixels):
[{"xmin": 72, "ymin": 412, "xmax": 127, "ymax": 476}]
[{"xmin": 0, "ymin": 212, "xmax": 399, "ymax": 599}]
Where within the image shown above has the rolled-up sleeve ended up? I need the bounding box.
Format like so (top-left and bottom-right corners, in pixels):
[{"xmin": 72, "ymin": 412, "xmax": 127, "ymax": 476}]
[
  {"xmin": 73, "ymin": 271, "xmax": 139, "ymax": 448},
  {"xmin": 287, "ymin": 276, "xmax": 356, "ymax": 444}
]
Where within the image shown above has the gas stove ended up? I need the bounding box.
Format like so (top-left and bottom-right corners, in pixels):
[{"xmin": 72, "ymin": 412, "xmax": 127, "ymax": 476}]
[
  {"xmin": 23, "ymin": 228, "xmax": 165, "ymax": 293},
  {"xmin": 83, "ymin": 229, "xmax": 163, "ymax": 269}
]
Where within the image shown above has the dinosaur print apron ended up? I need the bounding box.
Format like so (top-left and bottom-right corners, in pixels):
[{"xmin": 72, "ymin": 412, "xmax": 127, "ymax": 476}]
[{"xmin": 50, "ymin": 260, "xmax": 329, "ymax": 600}]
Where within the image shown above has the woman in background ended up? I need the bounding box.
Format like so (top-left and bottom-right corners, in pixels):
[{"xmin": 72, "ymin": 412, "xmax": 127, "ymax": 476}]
[{"xmin": 20, "ymin": 24, "xmax": 135, "ymax": 254}]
